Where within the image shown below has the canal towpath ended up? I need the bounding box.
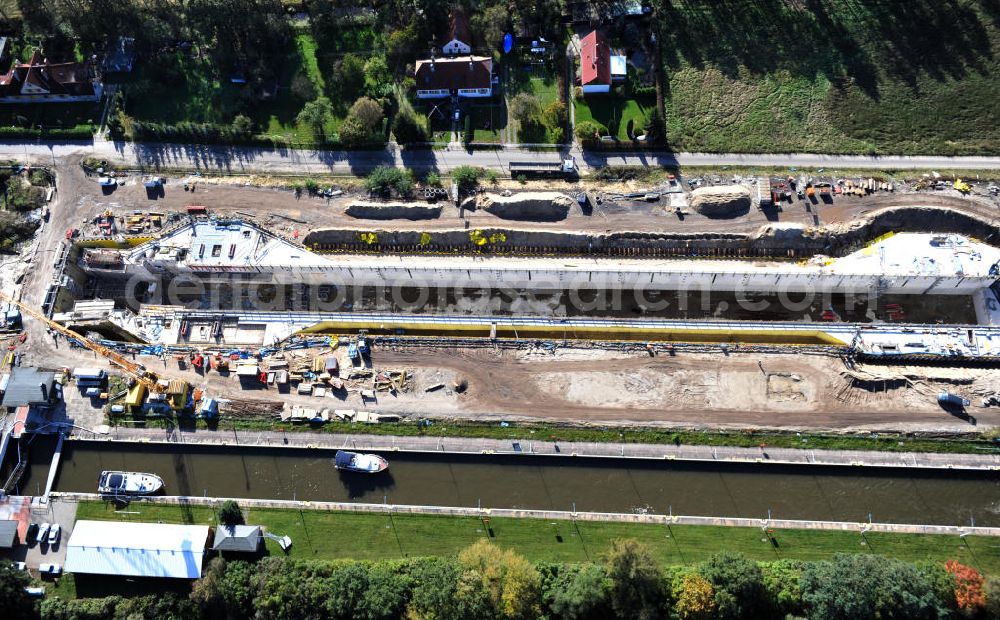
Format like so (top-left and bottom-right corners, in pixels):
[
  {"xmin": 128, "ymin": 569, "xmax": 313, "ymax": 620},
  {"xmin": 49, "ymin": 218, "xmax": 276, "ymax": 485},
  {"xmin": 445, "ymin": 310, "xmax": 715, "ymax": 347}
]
[{"xmin": 73, "ymin": 426, "xmax": 1000, "ymax": 471}]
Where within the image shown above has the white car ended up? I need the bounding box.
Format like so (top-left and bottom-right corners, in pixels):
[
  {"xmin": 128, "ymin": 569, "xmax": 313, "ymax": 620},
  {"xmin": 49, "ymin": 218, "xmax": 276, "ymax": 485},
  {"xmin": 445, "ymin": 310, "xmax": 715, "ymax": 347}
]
[
  {"xmin": 38, "ymin": 563, "xmax": 61, "ymax": 576},
  {"xmin": 35, "ymin": 523, "xmax": 50, "ymax": 544},
  {"xmin": 14, "ymin": 561, "xmax": 26, "ymax": 571},
  {"xmin": 24, "ymin": 586, "xmax": 44, "ymax": 597},
  {"xmin": 48, "ymin": 524, "xmax": 60, "ymax": 544}
]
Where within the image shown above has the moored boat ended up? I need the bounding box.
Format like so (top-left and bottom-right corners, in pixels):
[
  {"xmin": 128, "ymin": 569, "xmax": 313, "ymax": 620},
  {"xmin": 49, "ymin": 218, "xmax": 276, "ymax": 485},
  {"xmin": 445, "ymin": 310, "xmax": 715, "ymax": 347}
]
[
  {"xmin": 334, "ymin": 450, "xmax": 389, "ymax": 474},
  {"xmin": 98, "ymin": 471, "xmax": 164, "ymax": 495}
]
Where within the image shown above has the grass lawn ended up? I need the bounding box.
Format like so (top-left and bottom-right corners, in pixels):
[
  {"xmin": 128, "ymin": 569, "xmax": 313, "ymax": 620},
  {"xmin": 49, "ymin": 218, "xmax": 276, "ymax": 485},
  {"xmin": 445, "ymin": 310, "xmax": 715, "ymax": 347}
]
[
  {"xmin": 74, "ymin": 502, "xmax": 1000, "ymax": 574},
  {"xmin": 470, "ymin": 105, "xmax": 505, "ymax": 143},
  {"xmin": 658, "ymin": 0, "xmax": 1000, "ymax": 155},
  {"xmin": 575, "ymin": 93, "xmax": 654, "ymax": 140}
]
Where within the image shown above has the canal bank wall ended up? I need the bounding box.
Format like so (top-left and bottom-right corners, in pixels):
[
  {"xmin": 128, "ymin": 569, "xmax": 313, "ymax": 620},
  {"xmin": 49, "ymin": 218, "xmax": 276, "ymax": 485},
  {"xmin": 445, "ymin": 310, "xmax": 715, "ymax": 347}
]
[
  {"xmin": 49, "ymin": 492, "xmax": 1000, "ymax": 538},
  {"xmin": 79, "ymin": 427, "xmax": 1000, "ymax": 472}
]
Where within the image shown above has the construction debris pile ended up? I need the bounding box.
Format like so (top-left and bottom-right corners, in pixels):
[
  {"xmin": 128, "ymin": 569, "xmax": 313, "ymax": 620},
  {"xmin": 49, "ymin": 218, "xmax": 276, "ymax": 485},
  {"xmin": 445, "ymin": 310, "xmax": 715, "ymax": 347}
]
[
  {"xmin": 689, "ymin": 185, "xmax": 751, "ymax": 217},
  {"xmin": 476, "ymin": 192, "xmax": 574, "ymax": 221},
  {"xmin": 344, "ymin": 202, "xmax": 443, "ymax": 220}
]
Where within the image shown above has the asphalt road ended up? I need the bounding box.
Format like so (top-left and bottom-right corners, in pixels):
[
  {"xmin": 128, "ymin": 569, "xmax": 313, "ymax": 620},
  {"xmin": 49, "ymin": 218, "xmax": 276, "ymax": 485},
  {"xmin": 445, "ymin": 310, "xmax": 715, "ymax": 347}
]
[{"xmin": 6, "ymin": 139, "xmax": 1000, "ymax": 175}]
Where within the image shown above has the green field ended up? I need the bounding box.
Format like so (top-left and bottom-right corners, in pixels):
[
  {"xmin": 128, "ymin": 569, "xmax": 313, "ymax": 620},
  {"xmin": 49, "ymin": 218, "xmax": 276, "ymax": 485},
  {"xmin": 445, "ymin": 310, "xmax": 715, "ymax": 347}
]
[
  {"xmin": 74, "ymin": 502, "xmax": 1000, "ymax": 575},
  {"xmin": 658, "ymin": 0, "xmax": 1000, "ymax": 155}
]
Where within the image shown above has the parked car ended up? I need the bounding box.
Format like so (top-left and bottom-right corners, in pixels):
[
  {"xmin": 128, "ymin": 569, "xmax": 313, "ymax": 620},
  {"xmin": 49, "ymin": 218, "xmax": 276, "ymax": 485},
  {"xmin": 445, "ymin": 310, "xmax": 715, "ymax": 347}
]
[
  {"xmin": 38, "ymin": 563, "xmax": 61, "ymax": 576},
  {"xmin": 26, "ymin": 522, "xmax": 38, "ymax": 541},
  {"xmin": 48, "ymin": 524, "xmax": 60, "ymax": 544},
  {"xmin": 35, "ymin": 523, "xmax": 50, "ymax": 543},
  {"xmin": 14, "ymin": 561, "xmax": 26, "ymax": 571},
  {"xmin": 24, "ymin": 586, "xmax": 44, "ymax": 597}
]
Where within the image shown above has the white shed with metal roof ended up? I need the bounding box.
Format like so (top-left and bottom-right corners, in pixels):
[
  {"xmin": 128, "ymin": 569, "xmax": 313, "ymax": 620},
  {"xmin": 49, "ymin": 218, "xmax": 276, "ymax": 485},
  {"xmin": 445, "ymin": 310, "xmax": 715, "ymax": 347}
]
[{"xmin": 65, "ymin": 520, "xmax": 210, "ymax": 579}]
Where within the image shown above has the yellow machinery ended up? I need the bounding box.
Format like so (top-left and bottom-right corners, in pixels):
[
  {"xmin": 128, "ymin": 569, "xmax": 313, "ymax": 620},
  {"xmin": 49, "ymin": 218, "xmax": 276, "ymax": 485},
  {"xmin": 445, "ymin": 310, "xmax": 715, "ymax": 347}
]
[
  {"xmin": 0, "ymin": 292, "xmax": 187, "ymax": 403},
  {"xmin": 954, "ymin": 179, "xmax": 971, "ymax": 194}
]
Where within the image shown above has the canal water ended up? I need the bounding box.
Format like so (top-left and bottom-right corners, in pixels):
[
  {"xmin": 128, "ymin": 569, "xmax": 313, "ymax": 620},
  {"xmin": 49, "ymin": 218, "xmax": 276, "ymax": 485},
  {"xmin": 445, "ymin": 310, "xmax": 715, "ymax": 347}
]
[{"xmin": 13, "ymin": 438, "xmax": 1000, "ymax": 526}]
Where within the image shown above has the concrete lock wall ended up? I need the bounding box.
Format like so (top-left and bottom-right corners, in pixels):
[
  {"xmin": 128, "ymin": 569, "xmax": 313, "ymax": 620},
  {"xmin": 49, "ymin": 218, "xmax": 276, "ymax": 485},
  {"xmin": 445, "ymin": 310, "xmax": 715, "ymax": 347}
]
[{"xmin": 120, "ymin": 262, "xmax": 991, "ymax": 295}]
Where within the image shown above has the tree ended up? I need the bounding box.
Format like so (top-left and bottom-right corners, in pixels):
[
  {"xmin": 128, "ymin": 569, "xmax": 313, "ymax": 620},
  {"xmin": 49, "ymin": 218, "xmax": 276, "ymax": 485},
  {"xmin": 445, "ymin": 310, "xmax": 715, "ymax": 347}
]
[
  {"xmin": 603, "ymin": 539, "xmax": 664, "ymax": 620},
  {"xmin": 425, "ymin": 172, "xmax": 441, "ymax": 187},
  {"xmin": 392, "ymin": 109, "xmax": 427, "ymax": 144},
  {"xmin": 575, "ymin": 120, "xmax": 606, "ymax": 142},
  {"xmin": 699, "ymin": 552, "xmax": 769, "ymax": 620},
  {"xmin": 297, "ymin": 96, "xmax": 333, "ymax": 140},
  {"xmin": 363, "ymin": 55, "xmax": 392, "ymax": 98},
  {"xmin": 218, "ymin": 500, "xmax": 243, "ymax": 526},
  {"xmin": 760, "ymin": 560, "xmax": 805, "ymax": 618},
  {"xmin": 0, "ymin": 560, "xmax": 34, "ymax": 620},
  {"xmin": 944, "ymin": 560, "xmax": 985, "ymax": 614},
  {"xmin": 219, "ymin": 560, "xmax": 259, "ymax": 620},
  {"xmin": 510, "ymin": 93, "xmax": 542, "ymax": 126},
  {"xmin": 385, "ymin": 20, "xmax": 420, "ymax": 72},
  {"xmin": 291, "ymin": 72, "xmax": 317, "ymax": 101},
  {"xmin": 334, "ymin": 54, "xmax": 366, "ymax": 104},
  {"xmin": 471, "ymin": 4, "xmax": 508, "ymax": 51},
  {"xmin": 542, "ymin": 101, "xmax": 568, "ymax": 132},
  {"xmin": 451, "ymin": 166, "xmax": 483, "ymax": 192},
  {"xmin": 673, "ymin": 572, "xmax": 716, "ymax": 620},
  {"xmin": 458, "ymin": 539, "xmax": 542, "ymax": 619},
  {"xmin": 801, "ymin": 554, "xmax": 947, "ymax": 620},
  {"xmin": 644, "ymin": 109, "xmax": 666, "ymax": 144},
  {"xmin": 366, "ymin": 166, "xmax": 413, "ymax": 197},
  {"xmin": 191, "ymin": 557, "xmax": 227, "ymax": 617},
  {"xmin": 544, "ymin": 564, "xmax": 610, "ymax": 620},
  {"xmin": 985, "ymin": 575, "xmax": 1000, "ymax": 619},
  {"xmin": 349, "ymin": 97, "xmax": 385, "ymax": 132},
  {"xmin": 231, "ymin": 114, "xmax": 254, "ymax": 139}
]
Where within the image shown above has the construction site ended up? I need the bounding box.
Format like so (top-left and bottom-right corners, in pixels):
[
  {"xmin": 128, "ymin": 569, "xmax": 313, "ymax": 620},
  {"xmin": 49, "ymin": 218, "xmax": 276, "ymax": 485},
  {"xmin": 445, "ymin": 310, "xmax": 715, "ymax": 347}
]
[{"xmin": 5, "ymin": 158, "xmax": 1000, "ymax": 444}]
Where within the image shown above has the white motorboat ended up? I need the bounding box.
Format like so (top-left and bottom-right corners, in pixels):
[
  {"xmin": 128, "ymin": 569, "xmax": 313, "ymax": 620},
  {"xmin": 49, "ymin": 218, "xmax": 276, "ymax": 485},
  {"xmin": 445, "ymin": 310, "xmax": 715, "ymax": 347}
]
[
  {"xmin": 334, "ymin": 450, "xmax": 389, "ymax": 474},
  {"xmin": 98, "ymin": 471, "xmax": 164, "ymax": 495}
]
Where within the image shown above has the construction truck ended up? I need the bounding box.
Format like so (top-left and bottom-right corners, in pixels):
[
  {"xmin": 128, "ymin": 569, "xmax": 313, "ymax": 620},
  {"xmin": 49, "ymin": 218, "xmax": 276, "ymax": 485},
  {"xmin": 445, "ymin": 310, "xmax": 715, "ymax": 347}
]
[
  {"xmin": 509, "ymin": 157, "xmax": 577, "ymax": 179},
  {"xmin": 954, "ymin": 179, "xmax": 971, "ymax": 194}
]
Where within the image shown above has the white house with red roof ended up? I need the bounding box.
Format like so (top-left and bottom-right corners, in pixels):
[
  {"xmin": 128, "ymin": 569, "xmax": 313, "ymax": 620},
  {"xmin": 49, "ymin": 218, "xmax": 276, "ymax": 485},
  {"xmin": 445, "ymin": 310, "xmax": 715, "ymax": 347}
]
[
  {"xmin": 442, "ymin": 9, "xmax": 473, "ymax": 56},
  {"xmin": 414, "ymin": 56, "xmax": 494, "ymax": 99},
  {"xmin": 580, "ymin": 31, "xmax": 611, "ymax": 94}
]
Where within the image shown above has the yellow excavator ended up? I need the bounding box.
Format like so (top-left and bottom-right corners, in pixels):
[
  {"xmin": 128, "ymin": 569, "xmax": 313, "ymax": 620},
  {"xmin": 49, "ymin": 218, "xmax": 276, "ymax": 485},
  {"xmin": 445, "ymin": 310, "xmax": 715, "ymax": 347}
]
[{"xmin": 954, "ymin": 179, "xmax": 971, "ymax": 194}]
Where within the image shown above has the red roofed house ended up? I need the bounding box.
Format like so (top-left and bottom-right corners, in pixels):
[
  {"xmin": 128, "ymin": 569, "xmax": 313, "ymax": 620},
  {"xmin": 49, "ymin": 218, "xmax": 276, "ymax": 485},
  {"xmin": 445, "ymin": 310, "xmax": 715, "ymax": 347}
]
[
  {"xmin": 0, "ymin": 50, "xmax": 103, "ymax": 103},
  {"xmin": 414, "ymin": 56, "xmax": 494, "ymax": 99},
  {"xmin": 580, "ymin": 31, "xmax": 611, "ymax": 94}
]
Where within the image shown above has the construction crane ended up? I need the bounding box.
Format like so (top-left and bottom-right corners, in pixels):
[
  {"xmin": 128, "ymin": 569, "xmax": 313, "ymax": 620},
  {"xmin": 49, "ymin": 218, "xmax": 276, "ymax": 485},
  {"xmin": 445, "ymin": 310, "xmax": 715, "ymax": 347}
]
[{"xmin": 0, "ymin": 291, "xmax": 164, "ymax": 392}]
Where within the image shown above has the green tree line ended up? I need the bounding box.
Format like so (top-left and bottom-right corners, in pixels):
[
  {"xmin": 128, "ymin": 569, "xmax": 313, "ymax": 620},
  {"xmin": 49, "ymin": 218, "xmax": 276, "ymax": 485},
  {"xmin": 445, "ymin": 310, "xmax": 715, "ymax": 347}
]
[{"xmin": 4, "ymin": 539, "xmax": 999, "ymax": 620}]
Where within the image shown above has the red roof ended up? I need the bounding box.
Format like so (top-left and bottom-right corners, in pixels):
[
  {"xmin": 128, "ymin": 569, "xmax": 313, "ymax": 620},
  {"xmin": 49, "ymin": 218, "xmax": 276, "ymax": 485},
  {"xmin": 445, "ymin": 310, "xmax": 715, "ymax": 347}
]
[
  {"xmin": 580, "ymin": 31, "xmax": 611, "ymax": 87},
  {"xmin": 0, "ymin": 50, "xmax": 98, "ymax": 98},
  {"xmin": 415, "ymin": 56, "xmax": 493, "ymax": 92}
]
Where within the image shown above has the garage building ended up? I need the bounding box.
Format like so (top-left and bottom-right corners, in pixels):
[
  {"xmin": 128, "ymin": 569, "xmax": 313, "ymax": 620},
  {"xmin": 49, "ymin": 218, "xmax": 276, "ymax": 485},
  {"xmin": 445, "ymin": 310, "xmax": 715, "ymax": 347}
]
[{"xmin": 65, "ymin": 520, "xmax": 210, "ymax": 578}]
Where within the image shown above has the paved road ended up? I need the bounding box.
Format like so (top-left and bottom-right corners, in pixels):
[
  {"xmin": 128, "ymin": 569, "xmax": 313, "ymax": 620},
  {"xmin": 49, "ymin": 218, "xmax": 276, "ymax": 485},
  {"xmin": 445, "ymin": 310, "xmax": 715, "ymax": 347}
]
[{"xmin": 6, "ymin": 139, "xmax": 1000, "ymax": 175}]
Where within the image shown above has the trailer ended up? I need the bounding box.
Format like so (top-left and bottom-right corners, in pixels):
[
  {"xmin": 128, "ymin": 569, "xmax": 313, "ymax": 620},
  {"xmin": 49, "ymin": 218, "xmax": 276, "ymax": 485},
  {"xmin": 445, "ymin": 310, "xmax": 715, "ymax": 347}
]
[{"xmin": 509, "ymin": 157, "xmax": 577, "ymax": 178}]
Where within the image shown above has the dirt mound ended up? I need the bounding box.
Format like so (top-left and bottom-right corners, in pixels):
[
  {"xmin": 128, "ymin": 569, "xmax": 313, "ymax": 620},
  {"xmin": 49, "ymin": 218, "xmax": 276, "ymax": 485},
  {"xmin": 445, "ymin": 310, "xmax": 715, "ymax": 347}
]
[
  {"xmin": 345, "ymin": 202, "xmax": 442, "ymax": 220},
  {"xmin": 478, "ymin": 192, "xmax": 573, "ymax": 222},
  {"xmin": 689, "ymin": 185, "xmax": 751, "ymax": 218}
]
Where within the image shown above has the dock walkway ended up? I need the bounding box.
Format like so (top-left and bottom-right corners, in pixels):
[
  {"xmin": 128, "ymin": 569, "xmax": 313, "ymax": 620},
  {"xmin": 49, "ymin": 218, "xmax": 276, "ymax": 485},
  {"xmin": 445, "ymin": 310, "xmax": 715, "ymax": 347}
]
[{"xmin": 82, "ymin": 427, "xmax": 1000, "ymax": 471}]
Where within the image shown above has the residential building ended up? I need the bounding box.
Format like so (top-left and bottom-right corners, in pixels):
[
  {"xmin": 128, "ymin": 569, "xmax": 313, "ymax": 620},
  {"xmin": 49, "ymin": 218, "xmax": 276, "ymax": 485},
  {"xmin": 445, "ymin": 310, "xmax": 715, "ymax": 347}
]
[
  {"xmin": 0, "ymin": 50, "xmax": 103, "ymax": 103},
  {"xmin": 442, "ymin": 9, "xmax": 472, "ymax": 56},
  {"xmin": 610, "ymin": 55, "xmax": 627, "ymax": 82},
  {"xmin": 414, "ymin": 56, "xmax": 494, "ymax": 99},
  {"xmin": 580, "ymin": 31, "xmax": 611, "ymax": 94}
]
